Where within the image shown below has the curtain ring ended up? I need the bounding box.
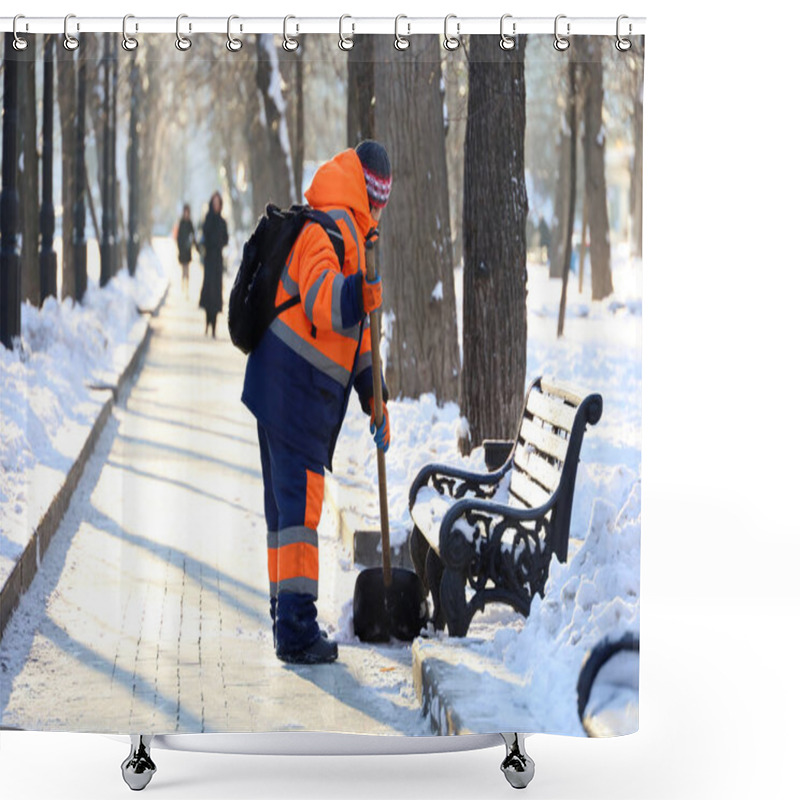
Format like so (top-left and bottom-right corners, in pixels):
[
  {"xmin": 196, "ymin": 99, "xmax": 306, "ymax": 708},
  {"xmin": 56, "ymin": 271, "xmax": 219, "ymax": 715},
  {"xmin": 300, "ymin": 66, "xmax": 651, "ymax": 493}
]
[
  {"xmin": 121, "ymin": 15, "xmax": 138, "ymax": 51},
  {"xmin": 553, "ymin": 14, "xmax": 570, "ymax": 52},
  {"xmin": 443, "ymin": 14, "xmax": 460, "ymax": 51},
  {"xmin": 175, "ymin": 14, "xmax": 192, "ymax": 51},
  {"xmin": 12, "ymin": 15, "xmax": 28, "ymax": 51},
  {"xmin": 339, "ymin": 15, "xmax": 354, "ymax": 50},
  {"xmin": 283, "ymin": 15, "xmax": 299, "ymax": 52},
  {"xmin": 227, "ymin": 15, "xmax": 243, "ymax": 52},
  {"xmin": 616, "ymin": 15, "xmax": 632, "ymax": 51},
  {"xmin": 499, "ymin": 14, "xmax": 515, "ymax": 51},
  {"xmin": 63, "ymin": 14, "xmax": 80, "ymax": 51},
  {"xmin": 394, "ymin": 15, "xmax": 410, "ymax": 50}
]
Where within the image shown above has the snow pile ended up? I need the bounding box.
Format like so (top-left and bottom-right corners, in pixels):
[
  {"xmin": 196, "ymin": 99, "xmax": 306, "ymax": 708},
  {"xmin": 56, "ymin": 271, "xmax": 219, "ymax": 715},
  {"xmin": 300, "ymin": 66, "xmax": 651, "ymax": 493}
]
[
  {"xmin": 481, "ymin": 482, "xmax": 640, "ymax": 734},
  {"xmin": 333, "ymin": 392, "xmax": 484, "ymax": 549},
  {"xmin": 0, "ymin": 245, "xmax": 167, "ymax": 551}
]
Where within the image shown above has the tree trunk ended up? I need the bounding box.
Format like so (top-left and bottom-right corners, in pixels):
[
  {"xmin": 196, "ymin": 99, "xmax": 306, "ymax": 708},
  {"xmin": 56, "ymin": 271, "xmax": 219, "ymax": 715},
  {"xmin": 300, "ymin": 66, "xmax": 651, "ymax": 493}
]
[
  {"xmin": 443, "ymin": 48, "xmax": 467, "ymax": 267},
  {"xmin": 1, "ymin": 34, "xmax": 22, "ymax": 347},
  {"xmin": 111, "ymin": 43, "xmax": 119, "ymax": 275},
  {"xmin": 294, "ymin": 48, "xmax": 305, "ymax": 201},
  {"xmin": 17, "ymin": 40, "xmax": 39, "ymax": 304},
  {"xmin": 578, "ymin": 36, "xmax": 614, "ymax": 301},
  {"xmin": 347, "ymin": 36, "xmax": 375, "ymax": 146},
  {"xmin": 461, "ymin": 35, "xmax": 528, "ymax": 451},
  {"xmin": 246, "ymin": 82, "xmax": 270, "ymax": 221},
  {"xmin": 630, "ymin": 37, "xmax": 645, "ymax": 259},
  {"xmin": 39, "ymin": 35, "xmax": 58, "ymax": 303},
  {"xmin": 58, "ymin": 50, "xmax": 77, "ymax": 299},
  {"xmin": 254, "ymin": 34, "xmax": 293, "ymax": 209},
  {"xmin": 100, "ymin": 33, "xmax": 113, "ymax": 287},
  {"xmin": 550, "ymin": 94, "xmax": 571, "ymax": 280},
  {"xmin": 557, "ymin": 53, "xmax": 579, "ymax": 339},
  {"xmin": 126, "ymin": 59, "xmax": 141, "ymax": 275},
  {"xmin": 137, "ymin": 53, "xmax": 163, "ymax": 248},
  {"xmin": 373, "ymin": 35, "xmax": 460, "ymax": 403},
  {"xmin": 221, "ymin": 147, "xmax": 245, "ymax": 235},
  {"xmin": 579, "ymin": 185, "xmax": 588, "ymax": 293}
]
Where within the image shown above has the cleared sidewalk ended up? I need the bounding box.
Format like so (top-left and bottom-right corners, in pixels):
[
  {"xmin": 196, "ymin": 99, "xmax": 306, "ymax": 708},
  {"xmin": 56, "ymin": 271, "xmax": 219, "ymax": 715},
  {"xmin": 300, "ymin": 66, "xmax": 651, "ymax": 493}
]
[{"xmin": 0, "ymin": 267, "xmax": 426, "ymax": 736}]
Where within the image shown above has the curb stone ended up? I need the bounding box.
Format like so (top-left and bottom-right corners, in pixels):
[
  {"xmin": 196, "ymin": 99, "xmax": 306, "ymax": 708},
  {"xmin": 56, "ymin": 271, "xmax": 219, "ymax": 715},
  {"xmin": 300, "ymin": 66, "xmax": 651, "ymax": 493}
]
[
  {"xmin": 0, "ymin": 282, "xmax": 169, "ymax": 641},
  {"xmin": 412, "ymin": 639, "xmax": 472, "ymax": 735}
]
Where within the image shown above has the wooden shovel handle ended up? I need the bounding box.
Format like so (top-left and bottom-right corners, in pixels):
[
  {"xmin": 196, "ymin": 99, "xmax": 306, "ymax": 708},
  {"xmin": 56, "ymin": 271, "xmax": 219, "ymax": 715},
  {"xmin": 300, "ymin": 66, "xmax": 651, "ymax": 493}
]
[{"xmin": 365, "ymin": 231, "xmax": 392, "ymax": 588}]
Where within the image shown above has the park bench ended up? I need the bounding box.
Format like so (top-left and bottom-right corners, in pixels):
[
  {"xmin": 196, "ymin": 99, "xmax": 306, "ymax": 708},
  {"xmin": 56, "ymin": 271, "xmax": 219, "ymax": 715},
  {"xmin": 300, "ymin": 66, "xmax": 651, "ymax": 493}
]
[{"xmin": 408, "ymin": 377, "xmax": 603, "ymax": 637}]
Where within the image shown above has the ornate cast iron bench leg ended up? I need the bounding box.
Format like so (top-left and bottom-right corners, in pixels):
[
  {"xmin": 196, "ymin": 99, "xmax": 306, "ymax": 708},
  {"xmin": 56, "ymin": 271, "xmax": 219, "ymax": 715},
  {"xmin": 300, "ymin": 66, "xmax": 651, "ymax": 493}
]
[
  {"xmin": 121, "ymin": 735, "xmax": 156, "ymax": 791},
  {"xmin": 500, "ymin": 733, "xmax": 535, "ymax": 789},
  {"xmin": 440, "ymin": 565, "xmax": 471, "ymax": 638},
  {"xmin": 409, "ymin": 526, "xmax": 431, "ymax": 592},
  {"xmin": 425, "ymin": 549, "xmax": 447, "ymax": 630}
]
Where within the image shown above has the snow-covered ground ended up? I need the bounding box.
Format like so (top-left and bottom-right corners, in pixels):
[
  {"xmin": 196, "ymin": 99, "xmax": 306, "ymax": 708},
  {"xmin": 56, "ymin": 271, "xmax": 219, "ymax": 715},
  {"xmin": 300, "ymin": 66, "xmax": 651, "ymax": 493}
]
[
  {"xmin": 0, "ymin": 240, "xmax": 169, "ymax": 570},
  {"xmin": 332, "ymin": 248, "xmax": 641, "ymax": 735},
  {"xmin": 1, "ymin": 236, "xmax": 639, "ymax": 737}
]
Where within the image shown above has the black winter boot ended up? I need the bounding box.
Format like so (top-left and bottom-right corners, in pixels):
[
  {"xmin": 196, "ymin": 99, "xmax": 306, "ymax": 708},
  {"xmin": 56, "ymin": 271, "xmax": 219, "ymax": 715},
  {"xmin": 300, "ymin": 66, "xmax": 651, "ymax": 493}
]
[
  {"xmin": 276, "ymin": 634, "xmax": 338, "ymax": 665},
  {"xmin": 270, "ymin": 596, "xmax": 325, "ymax": 650},
  {"xmin": 275, "ymin": 593, "xmax": 336, "ymax": 664}
]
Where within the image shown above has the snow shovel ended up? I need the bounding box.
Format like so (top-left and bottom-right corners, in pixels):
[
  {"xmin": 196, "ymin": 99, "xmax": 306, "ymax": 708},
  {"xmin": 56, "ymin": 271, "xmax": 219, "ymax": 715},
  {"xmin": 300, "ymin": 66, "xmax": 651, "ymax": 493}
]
[{"xmin": 352, "ymin": 231, "xmax": 429, "ymax": 643}]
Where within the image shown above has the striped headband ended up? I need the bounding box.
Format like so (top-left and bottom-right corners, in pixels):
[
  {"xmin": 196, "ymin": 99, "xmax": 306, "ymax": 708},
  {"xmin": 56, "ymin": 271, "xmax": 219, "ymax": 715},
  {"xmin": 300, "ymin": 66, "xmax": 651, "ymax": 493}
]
[{"xmin": 363, "ymin": 167, "xmax": 393, "ymax": 209}]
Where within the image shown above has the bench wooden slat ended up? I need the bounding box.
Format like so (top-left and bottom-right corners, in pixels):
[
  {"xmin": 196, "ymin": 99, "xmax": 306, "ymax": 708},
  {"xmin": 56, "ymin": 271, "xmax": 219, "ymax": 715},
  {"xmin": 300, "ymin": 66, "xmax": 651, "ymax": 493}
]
[
  {"xmin": 526, "ymin": 388, "xmax": 578, "ymax": 433},
  {"xmin": 540, "ymin": 377, "xmax": 586, "ymax": 408},
  {"xmin": 518, "ymin": 417, "xmax": 569, "ymax": 464},
  {"xmin": 509, "ymin": 470, "xmax": 553, "ymax": 510},
  {"xmin": 512, "ymin": 445, "xmax": 562, "ymax": 493}
]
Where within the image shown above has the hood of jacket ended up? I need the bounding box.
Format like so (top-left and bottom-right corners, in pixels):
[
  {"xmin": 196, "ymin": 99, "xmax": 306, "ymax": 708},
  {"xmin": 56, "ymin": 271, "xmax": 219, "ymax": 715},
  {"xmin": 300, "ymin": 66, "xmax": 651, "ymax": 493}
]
[{"xmin": 305, "ymin": 149, "xmax": 373, "ymax": 238}]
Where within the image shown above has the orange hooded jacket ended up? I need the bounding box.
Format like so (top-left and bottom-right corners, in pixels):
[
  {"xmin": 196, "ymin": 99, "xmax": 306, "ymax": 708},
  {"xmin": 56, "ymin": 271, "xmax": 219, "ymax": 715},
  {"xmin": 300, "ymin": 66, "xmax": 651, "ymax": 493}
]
[{"xmin": 241, "ymin": 149, "xmax": 384, "ymax": 468}]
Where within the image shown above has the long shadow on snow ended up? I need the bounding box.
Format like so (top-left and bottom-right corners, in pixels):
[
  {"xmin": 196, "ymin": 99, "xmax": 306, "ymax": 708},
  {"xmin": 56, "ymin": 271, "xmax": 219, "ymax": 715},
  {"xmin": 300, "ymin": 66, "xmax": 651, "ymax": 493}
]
[{"xmin": 87, "ymin": 507, "xmax": 269, "ymax": 619}]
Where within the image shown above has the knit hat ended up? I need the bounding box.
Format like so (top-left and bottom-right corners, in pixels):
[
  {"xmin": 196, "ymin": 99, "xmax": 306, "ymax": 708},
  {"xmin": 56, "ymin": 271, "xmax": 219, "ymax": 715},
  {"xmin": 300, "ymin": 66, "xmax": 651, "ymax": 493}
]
[{"xmin": 356, "ymin": 141, "xmax": 392, "ymax": 210}]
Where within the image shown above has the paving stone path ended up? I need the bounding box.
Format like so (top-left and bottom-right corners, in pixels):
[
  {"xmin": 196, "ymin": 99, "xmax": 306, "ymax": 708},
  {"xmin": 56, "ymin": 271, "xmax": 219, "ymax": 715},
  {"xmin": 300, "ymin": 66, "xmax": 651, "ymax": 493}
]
[{"xmin": 0, "ymin": 258, "xmax": 427, "ymax": 736}]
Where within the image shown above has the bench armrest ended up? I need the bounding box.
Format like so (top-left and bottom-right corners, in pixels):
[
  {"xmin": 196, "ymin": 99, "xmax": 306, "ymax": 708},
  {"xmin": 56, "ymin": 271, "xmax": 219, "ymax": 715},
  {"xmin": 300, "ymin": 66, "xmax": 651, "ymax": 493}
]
[
  {"xmin": 442, "ymin": 493, "xmax": 557, "ymax": 533},
  {"xmin": 437, "ymin": 492, "xmax": 560, "ymax": 572},
  {"xmin": 409, "ymin": 460, "xmax": 512, "ymax": 509}
]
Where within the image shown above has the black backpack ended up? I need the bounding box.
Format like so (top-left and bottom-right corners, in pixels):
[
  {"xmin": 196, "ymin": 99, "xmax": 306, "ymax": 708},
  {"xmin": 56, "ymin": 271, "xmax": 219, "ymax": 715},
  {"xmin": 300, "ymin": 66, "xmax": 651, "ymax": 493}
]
[{"xmin": 228, "ymin": 204, "xmax": 345, "ymax": 355}]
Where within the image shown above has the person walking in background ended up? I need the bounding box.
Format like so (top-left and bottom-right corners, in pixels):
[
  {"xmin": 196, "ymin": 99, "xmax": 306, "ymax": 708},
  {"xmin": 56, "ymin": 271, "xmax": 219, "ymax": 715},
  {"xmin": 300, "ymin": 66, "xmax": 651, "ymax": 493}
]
[
  {"xmin": 241, "ymin": 141, "xmax": 392, "ymax": 665},
  {"xmin": 176, "ymin": 204, "xmax": 195, "ymax": 298},
  {"xmin": 199, "ymin": 191, "xmax": 229, "ymax": 337},
  {"xmin": 538, "ymin": 215, "xmax": 552, "ymax": 265}
]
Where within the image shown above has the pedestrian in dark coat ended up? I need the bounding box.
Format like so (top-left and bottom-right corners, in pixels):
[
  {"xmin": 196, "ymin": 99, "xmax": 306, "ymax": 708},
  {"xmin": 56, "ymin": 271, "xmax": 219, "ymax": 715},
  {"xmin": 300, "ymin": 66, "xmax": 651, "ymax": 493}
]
[
  {"xmin": 176, "ymin": 204, "xmax": 195, "ymax": 297},
  {"xmin": 538, "ymin": 215, "xmax": 552, "ymax": 264},
  {"xmin": 199, "ymin": 191, "xmax": 229, "ymax": 337}
]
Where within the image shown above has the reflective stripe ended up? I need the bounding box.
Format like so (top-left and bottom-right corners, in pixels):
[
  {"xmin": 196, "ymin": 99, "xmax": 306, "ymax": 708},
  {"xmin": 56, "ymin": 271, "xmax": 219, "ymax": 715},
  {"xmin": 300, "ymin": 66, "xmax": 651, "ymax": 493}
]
[
  {"xmin": 328, "ymin": 209, "xmax": 363, "ymax": 340},
  {"xmin": 328, "ymin": 209, "xmax": 361, "ymax": 273},
  {"xmin": 278, "ymin": 525, "xmax": 319, "ymax": 548},
  {"xmin": 268, "ymin": 530, "xmax": 278, "ymax": 596},
  {"xmin": 304, "ymin": 273, "xmax": 327, "ymax": 320},
  {"xmin": 355, "ymin": 350, "xmax": 372, "ymax": 376},
  {"xmin": 331, "ymin": 273, "xmax": 362, "ymax": 340},
  {"xmin": 270, "ymin": 318, "xmax": 351, "ymax": 387},
  {"xmin": 281, "ymin": 262, "xmax": 299, "ymax": 297},
  {"xmin": 276, "ymin": 538, "xmax": 319, "ymax": 595},
  {"xmin": 330, "ymin": 273, "xmax": 344, "ymax": 332},
  {"xmin": 277, "ymin": 576, "xmax": 318, "ymax": 597}
]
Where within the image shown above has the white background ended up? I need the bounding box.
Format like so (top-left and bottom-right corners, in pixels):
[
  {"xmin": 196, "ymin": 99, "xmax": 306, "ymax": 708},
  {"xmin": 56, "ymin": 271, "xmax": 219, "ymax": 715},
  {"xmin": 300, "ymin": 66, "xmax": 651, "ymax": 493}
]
[{"xmin": 2, "ymin": 0, "xmax": 798, "ymax": 798}]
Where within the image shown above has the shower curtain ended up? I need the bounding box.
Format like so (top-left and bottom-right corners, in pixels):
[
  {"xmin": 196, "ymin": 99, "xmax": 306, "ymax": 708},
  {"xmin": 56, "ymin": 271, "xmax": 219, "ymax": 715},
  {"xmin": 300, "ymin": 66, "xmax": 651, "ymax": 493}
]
[{"xmin": 0, "ymin": 27, "xmax": 642, "ymax": 740}]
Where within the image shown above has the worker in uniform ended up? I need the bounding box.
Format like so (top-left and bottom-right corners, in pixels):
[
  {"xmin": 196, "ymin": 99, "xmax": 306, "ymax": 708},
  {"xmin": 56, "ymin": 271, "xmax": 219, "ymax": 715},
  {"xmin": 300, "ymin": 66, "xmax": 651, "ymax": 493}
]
[{"xmin": 242, "ymin": 141, "xmax": 392, "ymax": 664}]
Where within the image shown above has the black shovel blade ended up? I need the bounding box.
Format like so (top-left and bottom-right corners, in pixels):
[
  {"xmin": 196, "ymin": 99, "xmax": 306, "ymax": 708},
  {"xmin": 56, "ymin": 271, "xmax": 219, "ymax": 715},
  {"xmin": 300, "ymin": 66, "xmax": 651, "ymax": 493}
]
[{"xmin": 353, "ymin": 567, "xmax": 429, "ymax": 643}]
